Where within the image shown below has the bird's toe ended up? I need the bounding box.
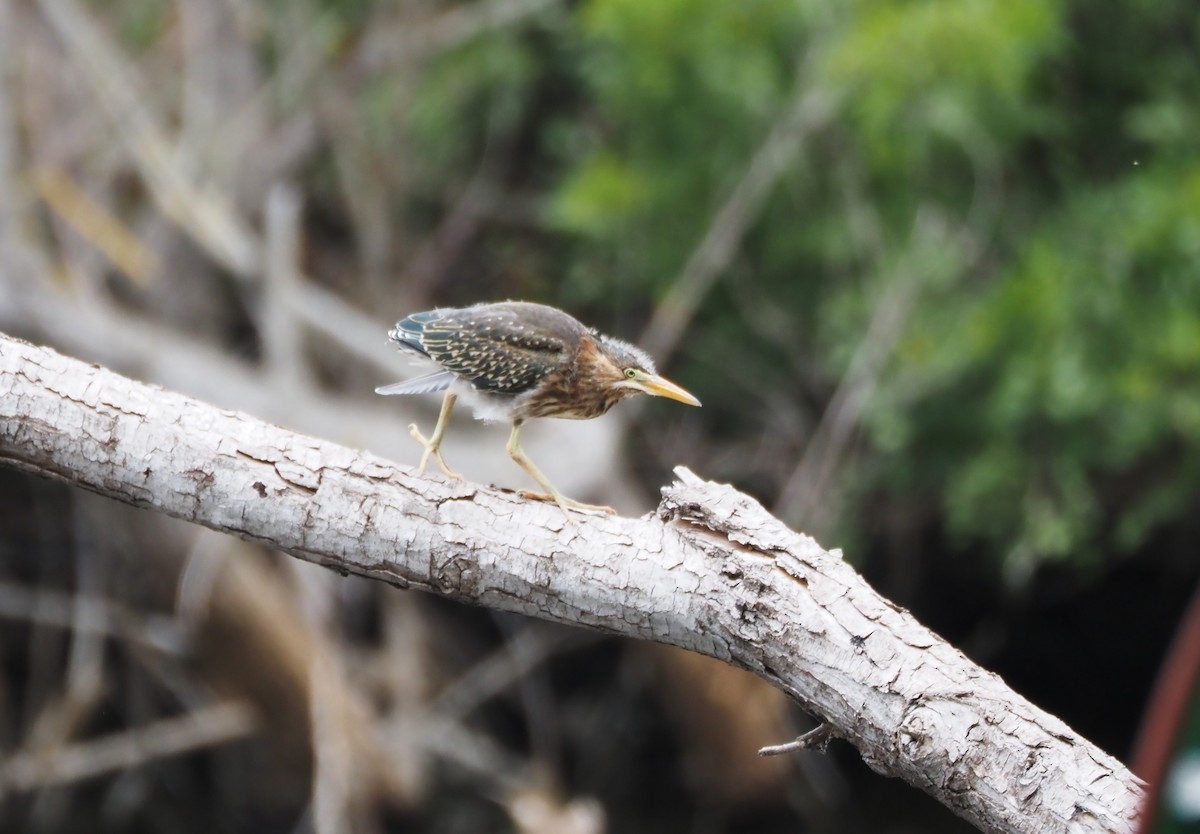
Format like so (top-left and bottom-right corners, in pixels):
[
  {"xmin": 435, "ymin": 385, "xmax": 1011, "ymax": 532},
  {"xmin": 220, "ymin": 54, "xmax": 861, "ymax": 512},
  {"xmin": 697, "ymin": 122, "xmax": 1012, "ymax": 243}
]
[{"xmin": 518, "ymin": 490, "xmax": 614, "ymax": 516}]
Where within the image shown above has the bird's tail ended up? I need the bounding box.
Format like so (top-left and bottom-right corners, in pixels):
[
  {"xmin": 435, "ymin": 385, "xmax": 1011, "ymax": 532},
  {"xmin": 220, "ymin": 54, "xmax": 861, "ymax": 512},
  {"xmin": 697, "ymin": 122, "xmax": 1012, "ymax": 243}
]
[{"xmin": 375, "ymin": 370, "xmax": 455, "ymax": 396}]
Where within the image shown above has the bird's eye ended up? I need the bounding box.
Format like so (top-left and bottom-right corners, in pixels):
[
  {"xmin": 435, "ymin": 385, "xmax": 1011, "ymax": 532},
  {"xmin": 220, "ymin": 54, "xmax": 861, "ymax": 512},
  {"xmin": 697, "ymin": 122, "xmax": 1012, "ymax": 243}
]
[{"xmin": 624, "ymin": 368, "xmax": 637, "ymax": 379}]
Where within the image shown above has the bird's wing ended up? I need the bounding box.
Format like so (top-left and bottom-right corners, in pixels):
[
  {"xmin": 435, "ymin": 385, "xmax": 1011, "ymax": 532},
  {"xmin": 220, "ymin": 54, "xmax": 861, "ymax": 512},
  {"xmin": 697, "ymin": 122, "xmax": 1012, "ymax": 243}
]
[
  {"xmin": 417, "ymin": 307, "xmax": 573, "ymax": 394},
  {"xmin": 374, "ymin": 370, "xmax": 455, "ymax": 396}
]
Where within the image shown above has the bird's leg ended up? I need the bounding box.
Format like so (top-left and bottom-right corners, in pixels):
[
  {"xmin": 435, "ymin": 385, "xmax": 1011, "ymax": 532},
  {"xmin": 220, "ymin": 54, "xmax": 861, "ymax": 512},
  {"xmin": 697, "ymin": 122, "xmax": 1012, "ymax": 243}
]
[
  {"xmin": 506, "ymin": 422, "xmax": 615, "ymax": 517},
  {"xmin": 409, "ymin": 392, "xmax": 462, "ymax": 479}
]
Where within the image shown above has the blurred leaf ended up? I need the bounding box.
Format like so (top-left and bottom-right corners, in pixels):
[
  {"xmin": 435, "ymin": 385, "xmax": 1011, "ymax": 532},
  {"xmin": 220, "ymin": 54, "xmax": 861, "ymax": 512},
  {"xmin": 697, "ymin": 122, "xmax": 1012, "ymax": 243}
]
[
  {"xmin": 874, "ymin": 163, "xmax": 1200, "ymax": 568},
  {"xmin": 548, "ymin": 152, "xmax": 647, "ymax": 236}
]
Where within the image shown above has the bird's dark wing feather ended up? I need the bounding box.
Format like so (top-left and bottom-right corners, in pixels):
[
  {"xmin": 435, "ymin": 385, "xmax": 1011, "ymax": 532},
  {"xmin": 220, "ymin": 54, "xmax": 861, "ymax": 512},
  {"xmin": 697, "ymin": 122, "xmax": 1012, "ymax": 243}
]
[
  {"xmin": 391, "ymin": 303, "xmax": 582, "ymax": 395},
  {"xmin": 387, "ymin": 312, "xmax": 436, "ymax": 359}
]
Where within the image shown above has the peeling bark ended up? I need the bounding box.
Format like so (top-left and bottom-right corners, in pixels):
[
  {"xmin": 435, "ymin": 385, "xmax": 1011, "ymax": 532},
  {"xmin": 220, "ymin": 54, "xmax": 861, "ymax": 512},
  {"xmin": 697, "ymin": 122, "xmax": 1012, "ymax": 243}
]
[{"xmin": 0, "ymin": 332, "xmax": 1144, "ymax": 833}]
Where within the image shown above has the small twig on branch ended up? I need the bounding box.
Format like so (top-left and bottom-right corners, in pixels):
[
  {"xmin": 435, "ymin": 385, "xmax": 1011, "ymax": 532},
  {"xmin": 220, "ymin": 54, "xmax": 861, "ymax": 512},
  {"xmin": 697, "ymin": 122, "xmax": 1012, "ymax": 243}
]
[{"xmin": 758, "ymin": 724, "xmax": 833, "ymax": 757}]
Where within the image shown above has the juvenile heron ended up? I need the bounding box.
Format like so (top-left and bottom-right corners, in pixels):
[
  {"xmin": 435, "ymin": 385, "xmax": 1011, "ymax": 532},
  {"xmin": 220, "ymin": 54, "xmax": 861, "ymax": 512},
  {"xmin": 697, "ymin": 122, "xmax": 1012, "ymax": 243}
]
[{"xmin": 376, "ymin": 301, "xmax": 700, "ymax": 515}]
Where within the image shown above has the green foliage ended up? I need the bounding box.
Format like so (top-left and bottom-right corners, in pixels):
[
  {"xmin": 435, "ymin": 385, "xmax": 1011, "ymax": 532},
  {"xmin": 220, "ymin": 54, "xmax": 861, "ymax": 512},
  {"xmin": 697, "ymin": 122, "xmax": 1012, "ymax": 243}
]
[
  {"xmin": 550, "ymin": 152, "xmax": 646, "ymax": 236},
  {"xmin": 408, "ymin": 31, "xmax": 542, "ymax": 182},
  {"xmin": 883, "ymin": 164, "xmax": 1200, "ymax": 568},
  {"xmin": 826, "ymin": 0, "xmax": 1064, "ymax": 174},
  {"xmin": 95, "ymin": 0, "xmax": 172, "ymax": 51},
  {"xmin": 548, "ymin": 0, "xmax": 806, "ymax": 288}
]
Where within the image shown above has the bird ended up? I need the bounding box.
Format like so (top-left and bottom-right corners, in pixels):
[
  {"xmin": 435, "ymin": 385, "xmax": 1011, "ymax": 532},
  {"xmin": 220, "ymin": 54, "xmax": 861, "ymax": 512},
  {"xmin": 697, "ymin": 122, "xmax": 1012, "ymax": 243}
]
[{"xmin": 376, "ymin": 301, "xmax": 701, "ymax": 516}]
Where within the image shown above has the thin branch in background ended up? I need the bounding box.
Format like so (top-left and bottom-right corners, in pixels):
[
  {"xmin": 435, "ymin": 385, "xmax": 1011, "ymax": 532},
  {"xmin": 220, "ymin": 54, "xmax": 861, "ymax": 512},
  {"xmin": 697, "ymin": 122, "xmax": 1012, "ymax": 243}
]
[
  {"xmin": 505, "ymin": 788, "xmax": 606, "ymax": 834},
  {"xmin": 58, "ymin": 501, "xmax": 109, "ymax": 738},
  {"xmin": 317, "ymin": 79, "xmax": 399, "ymax": 301},
  {"xmin": 0, "ymin": 0, "xmax": 20, "ymax": 232},
  {"xmin": 32, "ymin": 0, "xmax": 460, "ymax": 390},
  {"xmin": 289, "ymin": 281, "xmax": 418, "ymax": 381},
  {"xmin": 29, "ymin": 166, "xmax": 158, "ymax": 285},
  {"xmin": 434, "ymin": 626, "xmax": 590, "ymax": 721},
  {"xmin": 18, "ymin": 502, "xmax": 112, "ymax": 821},
  {"xmin": 771, "ymin": 132, "xmax": 1002, "ymax": 529},
  {"xmin": 177, "ymin": 0, "xmax": 323, "ymax": 215},
  {"xmin": 411, "ymin": 716, "xmax": 531, "ymax": 796},
  {"xmin": 179, "ymin": 0, "xmax": 271, "ymax": 188},
  {"xmin": 0, "ymin": 702, "xmax": 257, "ymax": 798},
  {"xmin": 773, "ymin": 208, "xmax": 979, "ymax": 528},
  {"xmin": 207, "ymin": 19, "xmax": 328, "ymax": 178},
  {"xmin": 0, "ymin": 582, "xmax": 184, "ymax": 657},
  {"xmin": 639, "ymin": 82, "xmax": 840, "ymax": 363},
  {"xmin": 403, "ymin": 175, "xmax": 494, "ymax": 301},
  {"xmin": 358, "ymin": 0, "xmax": 564, "ymax": 73},
  {"xmin": 263, "ymin": 183, "xmax": 310, "ymax": 389},
  {"xmin": 773, "ymin": 268, "xmax": 917, "ymax": 527},
  {"xmin": 400, "ymin": 39, "xmax": 522, "ymax": 303},
  {"xmin": 36, "ymin": 0, "xmax": 262, "ymax": 279},
  {"xmin": 0, "ymin": 10, "xmax": 64, "ymax": 288},
  {"xmin": 33, "ymin": 0, "xmax": 426, "ymax": 383},
  {"xmin": 309, "ymin": 655, "xmax": 355, "ymax": 834}
]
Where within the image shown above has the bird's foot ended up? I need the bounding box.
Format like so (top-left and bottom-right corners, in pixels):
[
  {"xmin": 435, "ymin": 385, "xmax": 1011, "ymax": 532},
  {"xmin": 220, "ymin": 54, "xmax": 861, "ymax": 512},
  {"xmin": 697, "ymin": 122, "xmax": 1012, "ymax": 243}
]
[
  {"xmin": 518, "ymin": 489, "xmax": 615, "ymax": 516},
  {"xmin": 408, "ymin": 423, "xmax": 462, "ymax": 479}
]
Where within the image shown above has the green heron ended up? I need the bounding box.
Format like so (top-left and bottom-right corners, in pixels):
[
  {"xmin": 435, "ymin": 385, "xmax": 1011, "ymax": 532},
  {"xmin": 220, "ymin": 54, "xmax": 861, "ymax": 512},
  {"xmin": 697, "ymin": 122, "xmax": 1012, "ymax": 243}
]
[{"xmin": 377, "ymin": 301, "xmax": 701, "ymax": 515}]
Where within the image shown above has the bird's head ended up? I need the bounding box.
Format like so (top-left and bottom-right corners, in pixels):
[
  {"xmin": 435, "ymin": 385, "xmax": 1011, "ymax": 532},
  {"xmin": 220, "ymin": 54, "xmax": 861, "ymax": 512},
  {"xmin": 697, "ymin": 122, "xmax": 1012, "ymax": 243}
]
[{"xmin": 595, "ymin": 335, "xmax": 701, "ymax": 407}]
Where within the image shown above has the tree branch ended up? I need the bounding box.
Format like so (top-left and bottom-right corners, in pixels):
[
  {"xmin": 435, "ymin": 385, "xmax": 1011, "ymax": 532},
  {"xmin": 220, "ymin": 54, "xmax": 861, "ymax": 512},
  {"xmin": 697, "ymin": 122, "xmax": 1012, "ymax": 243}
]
[
  {"xmin": 0, "ymin": 332, "xmax": 1143, "ymax": 834},
  {"xmin": 0, "ymin": 702, "xmax": 256, "ymax": 797}
]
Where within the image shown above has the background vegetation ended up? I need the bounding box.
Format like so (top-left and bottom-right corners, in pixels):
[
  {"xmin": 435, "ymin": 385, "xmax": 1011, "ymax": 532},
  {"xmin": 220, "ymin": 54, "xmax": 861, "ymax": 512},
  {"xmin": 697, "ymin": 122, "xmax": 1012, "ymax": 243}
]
[{"xmin": 0, "ymin": 0, "xmax": 1197, "ymax": 831}]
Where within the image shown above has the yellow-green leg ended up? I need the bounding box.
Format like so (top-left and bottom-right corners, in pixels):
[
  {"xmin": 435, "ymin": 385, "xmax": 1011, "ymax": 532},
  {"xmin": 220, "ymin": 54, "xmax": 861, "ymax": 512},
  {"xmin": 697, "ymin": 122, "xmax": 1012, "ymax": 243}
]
[
  {"xmin": 506, "ymin": 422, "xmax": 614, "ymax": 517},
  {"xmin": 409, "ymin": 391, "xmax": 462, "ymax": 479}
]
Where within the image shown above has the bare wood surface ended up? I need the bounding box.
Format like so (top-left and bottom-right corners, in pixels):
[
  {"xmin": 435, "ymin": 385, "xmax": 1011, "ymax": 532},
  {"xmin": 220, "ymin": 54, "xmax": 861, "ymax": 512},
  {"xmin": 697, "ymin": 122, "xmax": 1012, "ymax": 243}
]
[{"xmin": 0, "ymin": 332, "xmax": 1143, "ymax": 834}]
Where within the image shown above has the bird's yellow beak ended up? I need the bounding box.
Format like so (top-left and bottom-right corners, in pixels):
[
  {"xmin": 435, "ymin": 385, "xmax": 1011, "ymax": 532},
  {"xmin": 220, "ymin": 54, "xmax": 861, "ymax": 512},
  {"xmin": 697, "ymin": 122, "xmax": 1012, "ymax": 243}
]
[{"xmin": 636, "ymin": 374, "xmax": 702, "ymax": 407}]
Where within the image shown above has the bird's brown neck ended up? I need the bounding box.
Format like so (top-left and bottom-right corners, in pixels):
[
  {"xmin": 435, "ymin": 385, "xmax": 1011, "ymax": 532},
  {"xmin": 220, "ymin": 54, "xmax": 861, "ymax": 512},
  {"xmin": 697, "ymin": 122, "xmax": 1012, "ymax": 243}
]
[{"xmin": 521, "ymin": 335, "xmax": 630, "ymax": 420}]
